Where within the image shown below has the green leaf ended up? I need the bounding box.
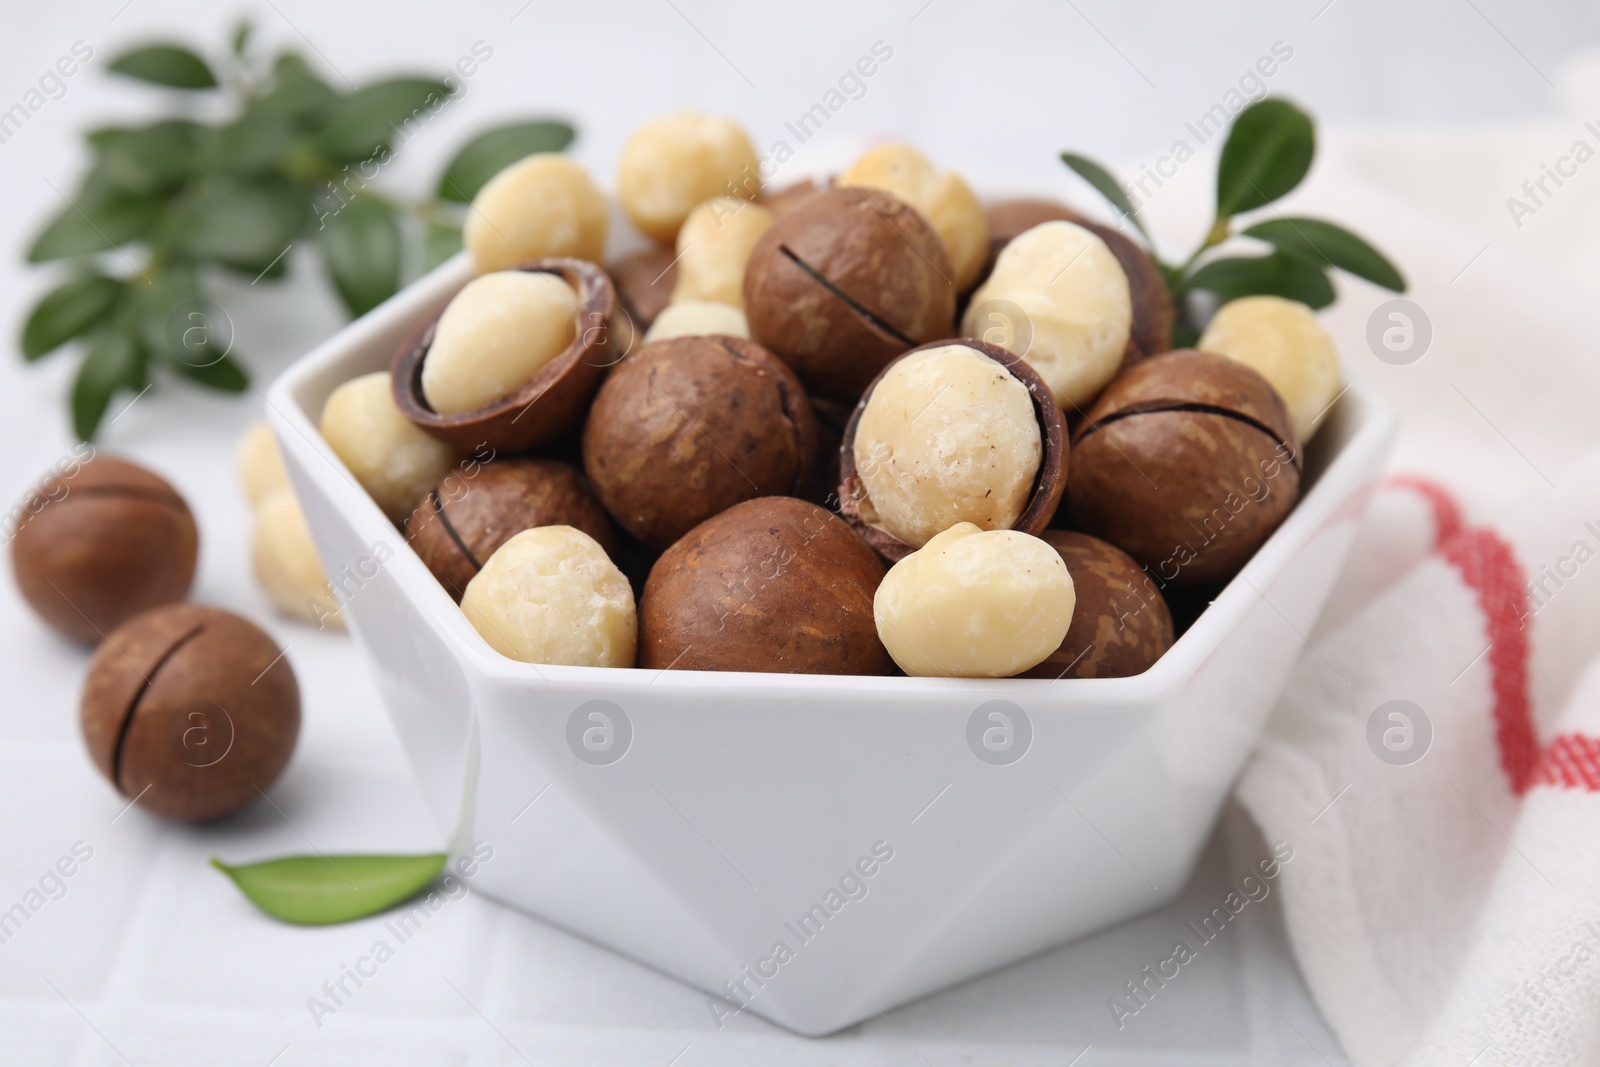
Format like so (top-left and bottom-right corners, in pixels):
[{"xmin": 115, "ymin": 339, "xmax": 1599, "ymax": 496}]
[
  {"xmin": 232, "ymin": 20, "xmax": 254, "ymax": 56},
  {"xmin": 1182, "ymin": 252, "xmax": 1336, "ymax": 309},
  {"xmin": 91, "ymin": 120, "xmax": 201, "ymax": 196},
  {"xmin": 321, "ymin": 197, "xmax": 401, "ymax": 316},
  {"xmin": 257, "ymin": 54, "xmax": 337, "ymax": 123},
  {"xmin": 437, "ymin": 121, "xmax": 575, "ymax": 202},
  {"xmin": 72, "ymin": 320, "xmax": 147, "ymax": 440},
  {"xmin": 165, "ymin": 180, "xmax": 304, "ymax": 270},
  {"xmin": 22, "ymin": 276, "xmax": 123, "ymax": 360},
  {"xmin": 314, "ymin": 78, "xmax": 452, "ymax": 162},
  {"xmin": 1239, "ymin": 217, "xmax": 1405, "ymax": 292},
  {"xmin": 170, "ymin": 351, "xmax": 250, "ymax": 391},
  {"xmin": 424, "ymin": 221, "xmax": 463, "ymax": 270},
  {"xmin": 211, "ymin": 853, "xmax": 447, "ymax": 925},
  {"xmin": 1215, "ymin": 98, "xmax": 1315, "ymax": 218},
  {"xmin": 200, "ymin": 112, "xmax": 296, "ymax": 174},
  {"xmin": 1059, "ymin": 151, "xmax": 1148, "ymax": 241},
  {"xmin": 108, "ymin": 44, "xmax": 218, "ymax": 89},
  {"xmin": 27, "ymin": 194, "xmax": 160, "ymax": 262}
]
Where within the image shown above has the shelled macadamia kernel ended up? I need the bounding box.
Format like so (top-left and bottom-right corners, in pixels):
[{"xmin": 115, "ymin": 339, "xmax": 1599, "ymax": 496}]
[
  {"xmin": 962, "ymin": 220, "xmax": 1132, "ymax": 410},
  {"xmin": 235, "ymin": 421, "xmax": 290, "ymax": 506},
  {"xmin": 464, "ymin": 154, "xmax": 607, "ymax": 272},
  {"xmin": 643, "ymin": 300, "xmax": 750, "ymax": 342},
  {"xmin": 873, "ymin": 523, "xmax": 1075, "ymax": 678},
  {"xmin": 461, "ymin": 526, "xmax": 637, "ymax": 668},
  {"xmin": 421, "ymin": 271, "xmax": 579, "ymax": 415},
  {"xmin": 252, "ymin": 489, "xmax": 343, "ymax": 629},
  {"xmin": 1199, "ymin": 295, "xmax": 1342, "ymax": 442},
  {"xmin": 617, "ymin": 111, "xmax": 761, "ymax": 244},
  {"xmin": 851, "ymin": 344, "xmax": 1041, "ymax": 549},
  {"xmin": 671, "ymin": 197, "xmax": 773, "ymax": 308},
  {"xmin": 320, "ymin": 372, "xmax": 459, "ymax": 524}
]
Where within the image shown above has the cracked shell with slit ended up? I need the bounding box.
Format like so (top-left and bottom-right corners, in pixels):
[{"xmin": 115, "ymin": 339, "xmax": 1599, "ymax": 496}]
[
  {"xmin": 79, "ymin": 603, "xmax": 300, "ymax": 823},
  {"xmin": 1066, "ymin": 349, "xmax": 1302, "ymax": 588},
  {"xmin": 406, "ymin": 458, "xmax": 618, "ymax": 602},
  {"xmin": 742, "ymin": 185, "xmax": 957, "ymax": 402},
  {"xmin": 581, "ymin": 334, "xmax": 818, "ymax": 550}
]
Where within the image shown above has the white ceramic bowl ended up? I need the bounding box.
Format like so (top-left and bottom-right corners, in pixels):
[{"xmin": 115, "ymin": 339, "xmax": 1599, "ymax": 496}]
[{"xmin": 268, "ymin": 243, "xmax": 1395, "ymax": 1036}]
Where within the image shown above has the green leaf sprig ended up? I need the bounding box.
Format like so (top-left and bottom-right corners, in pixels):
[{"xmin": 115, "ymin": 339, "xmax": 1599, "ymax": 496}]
[
  {"xmin": 1062, "ymin": 97, "xmax": 1404, "ymax": 346},
  {"xmin": 21, "ymin": 24, "xmax": 575, "ymax": 440},
  {"xmin": 212, "ymin": 852, "xmax": 447, "ymax": 925}
]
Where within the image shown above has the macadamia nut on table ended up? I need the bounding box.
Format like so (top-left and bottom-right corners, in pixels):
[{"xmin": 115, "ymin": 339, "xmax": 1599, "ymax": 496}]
[
  {"xmin": 873, "ymin": 523, "xmax": 1075, "ymax": 678},
  {"xmin": 235, "ymin": 420, "xmax": 290, "ymax": 506},
  {"xmin": 962, "ymin": 220, "xmax": 1132, "ymax": 411},
  {"xmin": 320, "ymin": 372, "xmax": 460, "ymax": 525},
  {"xmin": 461, "ymin": 526, "xmax": 637, "ymax": 668},
  {"xmin": 616, "ymin": 111, "xmax": 761, "ymax": 245},
  {"xmin": 421, "ymin": 271, "xmax": 579, "ymax": 415},
  {"xmin": 1199, "ymin": 295, "xmax": 1342, "ymax": 442},
  {"xmin": 464, "ymin": 154, "xmax": 607, "ymax": 272},
  {"xmin": 851, "ymin": 344, "xmax": 1042, "ymax": 549},
  {"xmin": 671, "ymin": 197, "xmax": 773, "ymax": 308},
  {"xmin": 252, "ymin": 489, "xmax": 344, "ymax": 629},
  {"xmin": 842, "ymin": 142, "xmax": 989, "ymax": 291}
]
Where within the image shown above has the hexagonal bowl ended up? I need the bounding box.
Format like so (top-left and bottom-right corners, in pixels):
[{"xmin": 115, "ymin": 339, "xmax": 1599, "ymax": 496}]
[{"xmin": 267, "ymin": 240, "xmax": 1395, "ymax": 1036}]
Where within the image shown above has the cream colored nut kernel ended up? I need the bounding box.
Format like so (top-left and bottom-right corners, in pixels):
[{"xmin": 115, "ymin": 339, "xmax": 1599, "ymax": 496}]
[
  {"xmin": 320, "ymin": 372, "xmax": 459, "ymax": 524},
  {"xmin": 853, "ymin": 344, "xmax": 1041, "ymax": 548},
  {"xmin": 671, "ymin": 197, "xmax": 773, "ymax": 308},
  {"xmin": 841, "ymin": 142, "xmax": 989, "ymax": 291},
  {"xmin": 873, "ymin": 523, "xmax": 1074, "ymax": 678},
  {"xmin": 1199, "ymin": 295, "xmax": 1340, "ymax": 442},
  {"xmin": 644, "ymin": 300, "xmax": 750, "ymax": 343},
  {"xmin": 235, "ymin": 420, "xmax": 289, "ymax": 506},
  {"xmin": 251, "ymin": 488, "xmax": 344, "ymax": 629},
  {"xmin": 461, "ymin": 526, "xmax": 637, "ymax": 668},
  {"xmin": 464, "ymin": 153, "xmax": 607, "ymax": 273},
  {"xmin": 422, "ymin": 271, "xmax": 579, "ymax": 415},
  {"xmin": 961, "ymin": 221, "xmax": 1132, "ymax": 410},
  {"xmin": 616, "ymin": 111, "xmax": 761, "ymax": 245}
]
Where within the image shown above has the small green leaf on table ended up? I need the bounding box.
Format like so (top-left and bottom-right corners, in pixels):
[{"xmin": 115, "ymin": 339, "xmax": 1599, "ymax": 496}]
[
  {"xmin": 437, "ymin": 121, "xmax": 575, "ymax": 203},
  {"xmin": 212, "ymin": 853, "xmax": 448, "ymax": 925},
  {"xmin": 108, "ymin": 44, "xmax": 218, "ymax": 90}
]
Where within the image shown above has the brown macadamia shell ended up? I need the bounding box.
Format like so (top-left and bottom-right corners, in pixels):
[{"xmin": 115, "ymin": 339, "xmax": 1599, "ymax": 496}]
[
  {"xmin": 742, "ymin": 186, "xmax": 957, "ymax": 402},
  {"xmin": 608, "ymin": 246, "xmax": 679, "ymax": 330},
  {"xmin": 11, "ymin": 456, "xmax": 198, "ymax": 643},
  {"xmin": 407, "ymin": 458, "xmax": 617, "ymax": 602},
  {"xmin": 392, "ymin": 259, "xmax": 627, "ymax": 455},
  {"xmin": 582, "ymin": 335, "xmax": 817, "ymax": 550},
  {"xmin": 639, "ymin": 496, "xmax": 891, "ymax": 674},
  {"xmin": 1021, "ymin": 530, "xmax": 1175, "ymax": 679},
  {"xmin": 79, "ymin": 603, "xmax": 300, "ymax": 823},
  {"xmin": 1066, "ymin": 349, "xmax": 1301, "ymax": 588}
]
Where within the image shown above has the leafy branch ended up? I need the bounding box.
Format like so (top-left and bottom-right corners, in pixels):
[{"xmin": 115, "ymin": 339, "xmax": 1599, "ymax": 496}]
[
  {"xmin": 1062, "ymin": 97, "xmax": 1405, "ymax": 346},
  {"xmin": 21, "ymin": 22, "xmax": 575, "ymax": 440}
]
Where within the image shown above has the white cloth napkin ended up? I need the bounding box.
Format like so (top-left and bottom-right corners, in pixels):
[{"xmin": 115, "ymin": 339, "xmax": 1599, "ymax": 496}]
[{"xmin": 1231, "ymin": 91, "xmax": 1600, "ymax": 1063}]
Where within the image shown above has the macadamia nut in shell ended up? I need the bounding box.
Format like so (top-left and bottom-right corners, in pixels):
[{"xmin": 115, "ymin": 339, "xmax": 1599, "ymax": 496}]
[
  {"xmin": 873, "ymin": 524, "xmax": 1075, "ymax": 678},
  {"xmin": 421, "ymin": 271, "xmax": 579, "ymax": 415},
  {"xmin": 1199, "ymin": 295, "xmax": 1342, "ymax": 441},
  {"xmin": 617, "ymin": 112, "xmax": 761, "ymax": 244},
  {"xmin": 842, "ymin": 143, "xmax": 989, "ymax": 291},
  {"xmin": 461, "ymin": 526, "xmax": 637, "ymax": 668},
  {"xmin": 464, "ymin": 154, "xmax": 607, "ymax": 272},
  {"xmin": 320, "ymin": 372, "xmax": 459, "ymax": 524},
  {"xmin": 962, "ymin": 221, "xmax": 1132, "ymax": 410},
  {"xmin": 852, "ymin": 344, "xmax": 1041, "ymax": 549}
]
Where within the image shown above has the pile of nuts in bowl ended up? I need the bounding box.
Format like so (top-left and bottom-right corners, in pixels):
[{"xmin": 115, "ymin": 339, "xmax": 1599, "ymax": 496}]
[{"xmin": 309, "ymin": 110, "xmax": 1344, "ymax": 680}]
